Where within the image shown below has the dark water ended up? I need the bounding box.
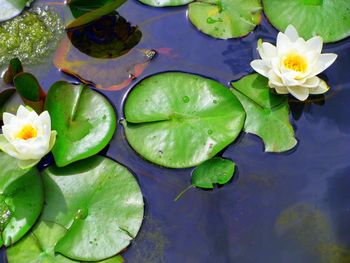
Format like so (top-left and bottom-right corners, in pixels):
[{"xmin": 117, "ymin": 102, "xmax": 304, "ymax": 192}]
[{"xmin": 2, "ymin": 0, "xmax": 350, "ymax": 262}]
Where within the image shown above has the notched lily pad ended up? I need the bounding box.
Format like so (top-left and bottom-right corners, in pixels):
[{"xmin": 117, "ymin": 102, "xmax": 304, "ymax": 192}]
[
  {"xmin": 123, "ymin": 72, "xmax": 246, "ymax": 168},
  {"xmin": 262, "ymin": 0, "xmax": 350, "ymax": 43},
  {"xmin": 0, "ymin": 151, "xmax": 43, "ymax": 247},
  {"xmin": 7, "ymin": 221, "xmax": 124, "ymax": 263},
  {"xmin": 45, "ymin": 81, "xmax": 117, "ymax": 167},
  {"xmin": 188, "ymin": 0, "xmax": 262, "ymax": 39},
  {"xmin": 192, "ymin": 157, "xmax": 236, "ymax": 189},
  {"xmin": 41, "ymin": 156, "xmax": 144, "ymax": 261},
  {"xmin": 231, "ymin": 74, "xmax": 297, "ymax": 152},
  {"xmin": 137, "ymin": 0, "xmax": 193, "ymax": 7}
]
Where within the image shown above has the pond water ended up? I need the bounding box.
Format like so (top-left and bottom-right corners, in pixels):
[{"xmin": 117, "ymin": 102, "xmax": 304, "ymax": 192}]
[{"xmin": 1, "ymin": 0, "xmax": 350, "ymax": 262}]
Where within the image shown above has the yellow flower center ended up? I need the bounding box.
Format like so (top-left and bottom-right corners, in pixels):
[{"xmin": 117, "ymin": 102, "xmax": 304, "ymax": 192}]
[
  {"xmin": 16, "ymin": 125, "xmax": 38, "ymax": 140},
  {"xmin": 283, "ymin": 53, "xmax": 308, "ymax": 73}
]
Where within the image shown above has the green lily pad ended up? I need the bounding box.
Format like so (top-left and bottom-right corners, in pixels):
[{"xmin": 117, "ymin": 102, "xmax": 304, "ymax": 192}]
[
  {"xmin": 122, "ymin": 72, "xmax": 246, "ymax": 168},
  {"xmin": 192, "ymin": 157, "xmax": 236, "ymax": 189},
  {"xmin": 45, "ymin": 81, "xmax": 117, "ymax": 167},
  {"xmin": 0, "ymin": 151, "xmax": 43, "ymax": 247},
  {"xmin": 231, "ymin": 74, "xmax": 297, "ymax": 152},
  {"xmin": 66, "ymin": 0, "xmax": 127, "ymax": 29},
  {"xmin": 7, "ymin": 221, "xmax": 124, "ymax": 263},
  {"xmin": 188, "ymin": 0, "xmax": 262, "ymax": 39},
  {"xmin": 262, "ymin": 0, "xmax": 350, "ymax": 43},
  {"xmin": 137, "ymin": 0, "xmax": 193, "ymax": 7},
  {"xmin": 3, "ymin": 58, "xmax": 23, "ymax": 85},
  {"xmin": 41, "ymin": 156, "xmax": 144, "ymax": 261},
  {"xmin": 0, "ymin": 0, "xmax": 33, "ymax": 22}
]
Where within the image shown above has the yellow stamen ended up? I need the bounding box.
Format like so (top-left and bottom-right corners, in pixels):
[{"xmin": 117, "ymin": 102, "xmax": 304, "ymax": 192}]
[
  {"xmin": 283, "ymin": 53, "xmax": 308, "ymax": 73},
  {"xmin": 16, "ymin": 125, "xmax": 37, "ymax": 140}
]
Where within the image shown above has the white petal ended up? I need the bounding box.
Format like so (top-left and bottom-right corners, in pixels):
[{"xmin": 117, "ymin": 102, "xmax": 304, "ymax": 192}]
[
  {"xmin": 306, "ymin": 36, "xmax": 323, "ymax": 54},
  {"xmin": 277, "ymin": 32, "xmax": 293, "ymax": 55},
  {"xmin": 309, "ymin": 79, "xmax": 329, "ymax": 95},
  {"xmin": 281, "ymin": 71, "xmax": 303, "ymax": 86},
  {"xmin": 258, "ymin": 40, "xmax": 277, "ymax": 64},
  {"xmin": 268, "ymin": 70, "xmax": 284, "ymax": 87},
  {"xmin": 303, "ymin": 77, "xmax": 320, "ymax": 88},
  {"xmin": 3, "ymin": 112, "xmax": 15, "ymax": 125},
  {"xmin": 16, "ymin": 105, "xmax": 31, "ymax": 119},
  {"xmin": 18, "ymin": 159, "xmax": 41, "ymax": 169},
  {"xmin": 312, "ymin": 53, "xmax": 338, "ymax": 76},
  {"xmin": 274, "ymin": 86, "xmax": 289, "ymax": 94},
  {"xmin": 284, "ymin": 25, "xmax": 299, "ymax": 42},
  {"xmin": 250, "ymin": 60, "xmax": 270, "ymax": 77},
  {"xmin": 0, "ymin": 135, "xmax": 21, "ymax": 159},
  {"xmin": 288, "ymin": 86, "xmax": 310, "ymax": 101}
]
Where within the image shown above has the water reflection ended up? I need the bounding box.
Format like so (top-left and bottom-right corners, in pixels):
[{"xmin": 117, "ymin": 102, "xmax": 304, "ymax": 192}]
[{"xmin": 68, "ymin": 12, "xmax": 142, "ymax": 59}]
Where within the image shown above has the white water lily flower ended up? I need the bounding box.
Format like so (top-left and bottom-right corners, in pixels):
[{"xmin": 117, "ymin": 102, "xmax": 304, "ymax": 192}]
[
  {"xmin": 250, "ymin": 24, "xmax": 337, "ymax": 101},
  {"xmin": 0, "ymin": 105, "xmax": 56, "ymax": 169}
]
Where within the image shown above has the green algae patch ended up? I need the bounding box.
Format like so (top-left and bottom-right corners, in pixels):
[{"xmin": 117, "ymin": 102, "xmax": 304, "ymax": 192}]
[{"xmin": 0, "ymin": 7, "xmax": 63, "ymax": 66}]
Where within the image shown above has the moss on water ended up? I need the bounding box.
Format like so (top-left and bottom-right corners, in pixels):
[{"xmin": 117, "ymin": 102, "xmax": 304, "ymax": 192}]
[{"xmin": 0, "ymin": 7, "xmax": 63, "ymax": 66}]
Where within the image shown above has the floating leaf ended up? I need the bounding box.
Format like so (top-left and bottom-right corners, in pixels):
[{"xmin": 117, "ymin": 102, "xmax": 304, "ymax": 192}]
[
  {"xmin": 3, "ymin": 58, "xmax": 23, "ymax": 85},
  {"xmin": 45, "ymin": 81, "xmax": 116, "ymax": 167},
  {"xmin": 263, "ymin": 0, "xmax": 350, "ymax": 43},
  {"xmin": 0, "ymin": 0, "xmax": 33, "ymax": 22},
  {"xmin": 7, "ymin": 221, "xmax": 124, "ymax": 263},
  {"xmin": 66, "ymin": 0, "xmax": 127, "ymax": 29},
  {"xmin": 0, "ymin": 92, "xmax": 23, "ymax": 120},
  {"xmin": 0, "ymin": 89, "xmax": 16, "ymax": 116},
  {"xmin": 122, "ymin": 72, "xmax": 246, "ymax": 168},
  {"xmin": 68, "ymin": 13, "xmax": 142, "ymax": 59},
  {"xmin": 137, "ymin": 0, "xmax": 193, "ymax": 7},
  {"xmin": 0, "ymin": 151, "xmax": 43, "ymax": 247},
  {"xmin": 231, "ymin": 74, "xmax": 297, "ymax": 152},
  {"xmin": 188, "ymin": 0, "xmax": 262, "ymax": 39},
  {"xmin": 41, "ymin": 156, "xmax": 144, "ymax": 261},
  {"xmin": 192, "ymin": 157, "xmax": 235, "ymax": 189}
]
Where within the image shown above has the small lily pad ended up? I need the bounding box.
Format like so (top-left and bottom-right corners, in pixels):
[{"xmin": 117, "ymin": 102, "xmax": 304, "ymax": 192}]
[
  {"xmin": 3, "ymin": 58, "xmax": 23, "ymax": 85},
  {"xmin": 45, "ymin": 81, "xmax": 117, "ymax": 167},
  {"xmin": 0, "ymin": 151, "xmax": 43, "ymax": 247},
  {"xmin": 0, "ymin": 0, "xmax": 32, "ymax": 22},
  {"xmin": 231, "ymin": 74, "xmax": 297, "ymax": 152},
  {"xmin": 262, "ymin": 0, "xmax": 350, "ymax": 43},
  {"xmin": 41, "ymin": 156, "xmax": 144, "ymax": 261},
  {"xmin": 192, "ymin": 157, "xmax": 236, "ymax": 189},
  {"xmin": 7, "ymin": 221, "xmax": 124, "ymax": 263},
  {"xmin": 137, "ymin": 0, "xmax": 193, "ymax": 7},
  {"xmin": 188, "ymin": 0, "xmax": 262, "ymax": 39},
  {"xmin": 123, "ymin": 72, "xmax": 246, "ymax": 168}
]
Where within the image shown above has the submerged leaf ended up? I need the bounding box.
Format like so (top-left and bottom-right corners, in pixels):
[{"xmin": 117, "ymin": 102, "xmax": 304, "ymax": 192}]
[
  {"xmin": 0, "ymin": 151, "xmax": 43, "ymax": 247},
  {"xmin": 188, "ymin": 0, "xmax": 262, "ymax": 39},
  {"xmin": 192, "ymin": 157, "xmax": 236, "ymax": 189},
  {"xmin": 123, "ymin": 72, "xmax": 246, "ymax": 168},
  {"xmin": 7, "ymin": 221, "xmax": 124, "ymax": 263},
  {"xmin": 263, "ymin": 0, "xmax": 350, "ymax": 43},
  {"xmin": 45, "ymin": 81, "xmax": 116, "ymax": 167},
  {"xmin": 41, "ymin": 156, "xmax": 144, "ymax": 261},
  {"xmin": 231, "ymin": 74, "xmax": 297, "ymax": 152}
]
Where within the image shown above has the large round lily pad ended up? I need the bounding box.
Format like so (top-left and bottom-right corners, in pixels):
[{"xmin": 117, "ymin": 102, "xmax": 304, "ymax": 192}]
[
  {"xmin": 0, "ymin": 151, "xmax": 43, "ymax": 247},
  {"xmin": 7, "ymin": 221, "xmax": 124, "ymax": 263},
  {"xmin": 262, "ymin": 0, "xmax": 350, "ymax": 43},
  {"xmin": 122, "ymin": 72, "xmax": 246, "ymax": 168},
  {"xmin": 188, "ymin": 0, "xmax": 262, "ymax": 39},
  {"xmin": 41, "ymin": 156, "xmax": 144, "ymax": 261},
  {"xmin": 45, "ymin": 82, "xmax": 117, "ymax": 167},
  {"xmin": 137, "ymin": 0, "xmax": 193, "ymax": 7}
]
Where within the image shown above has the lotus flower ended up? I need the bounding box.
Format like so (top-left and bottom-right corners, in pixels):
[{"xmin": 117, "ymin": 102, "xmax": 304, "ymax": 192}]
[
  {"xmin": 250, "ymin": 25, "xmax": 337, "ymax": 101},
  {"xmin": 0, "ymin": 106, "xmax": 56, "ymax": 169}
]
